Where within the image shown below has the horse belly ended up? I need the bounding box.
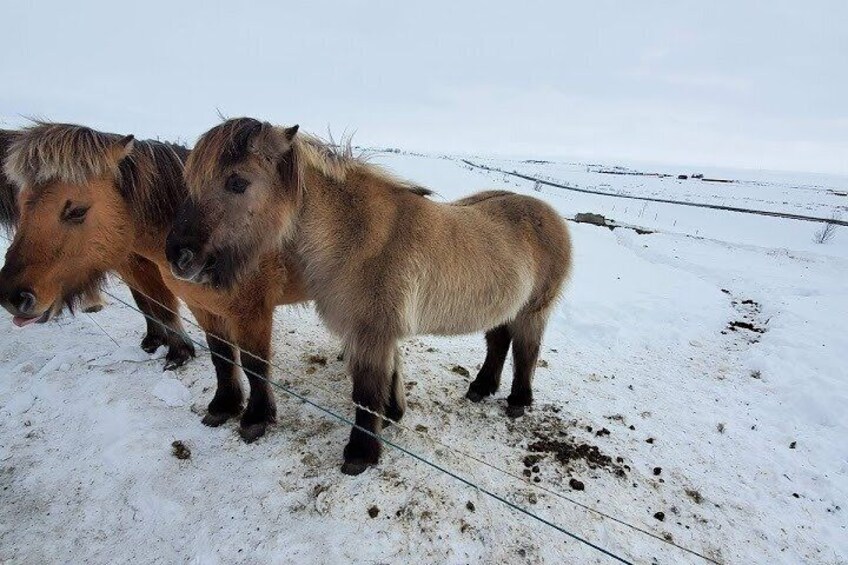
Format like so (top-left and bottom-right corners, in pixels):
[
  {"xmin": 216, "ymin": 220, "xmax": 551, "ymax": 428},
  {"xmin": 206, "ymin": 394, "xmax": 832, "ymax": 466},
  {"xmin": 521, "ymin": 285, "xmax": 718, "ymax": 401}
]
[{"xmin": 411, "ymin": 268, "xmax": 534, "ymax": 336}]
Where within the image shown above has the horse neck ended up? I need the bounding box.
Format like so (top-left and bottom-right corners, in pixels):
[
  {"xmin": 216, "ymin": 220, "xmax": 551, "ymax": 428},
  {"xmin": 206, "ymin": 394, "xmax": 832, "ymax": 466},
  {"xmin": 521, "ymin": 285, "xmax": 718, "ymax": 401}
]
[
  {"xmin": 293, "ymin": 166, "xmax": 398, "ymax": 274},
  {"xmin": 121, "ymin": 190, "xmax": 182, "ymax": 269},
  {"xmin": 122, "ymin": 151, "xmax": 189, "ymax": 267},
  {"xmin": 293, "ymin": 168, "xmax": 331, "ymax": 250},
  {"xmin": 294, "ymin": 168, "xmax": 363, "ymax": 267}
]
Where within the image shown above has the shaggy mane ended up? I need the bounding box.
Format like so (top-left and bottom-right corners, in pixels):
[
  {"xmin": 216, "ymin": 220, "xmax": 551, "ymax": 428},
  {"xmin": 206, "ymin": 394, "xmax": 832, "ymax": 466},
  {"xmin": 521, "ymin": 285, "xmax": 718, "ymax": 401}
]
[
  {"xmin": 186, "ymin": 117, "xmax": 430, "ymax": 196},
  {"xmin": 0, "ymin": 129, "xmax": 20, "ymax": 229},
  {"xmin": 3, "ymin": 122, "xmax": 189, "ymax": 227}
]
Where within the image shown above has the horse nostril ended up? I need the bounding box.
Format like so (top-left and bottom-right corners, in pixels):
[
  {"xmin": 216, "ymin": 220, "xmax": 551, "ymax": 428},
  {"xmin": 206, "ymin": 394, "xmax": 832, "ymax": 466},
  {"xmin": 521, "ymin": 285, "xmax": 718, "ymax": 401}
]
[
  {"xmin": 15, "ymin": 290, "xmax": 36, "ymax": 315},
  {"xmin": 177, "ymin": 248, "xmax": 195, "ymax": 271}
]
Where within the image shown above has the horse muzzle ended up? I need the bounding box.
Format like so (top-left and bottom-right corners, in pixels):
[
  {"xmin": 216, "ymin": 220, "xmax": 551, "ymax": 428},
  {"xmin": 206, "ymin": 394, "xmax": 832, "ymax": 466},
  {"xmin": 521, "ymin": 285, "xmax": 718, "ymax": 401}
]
[{"xmin": 0, "ymin": 286, "xmax": 52, "ymax": 327}]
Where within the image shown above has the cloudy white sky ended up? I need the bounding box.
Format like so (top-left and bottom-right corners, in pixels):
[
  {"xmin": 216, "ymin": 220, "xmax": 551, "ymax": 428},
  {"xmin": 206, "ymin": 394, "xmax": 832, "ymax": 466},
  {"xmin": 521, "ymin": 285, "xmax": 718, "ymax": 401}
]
[{"xmin": 1, "ymin": 1, "xmax": 846, "ymax": 174}]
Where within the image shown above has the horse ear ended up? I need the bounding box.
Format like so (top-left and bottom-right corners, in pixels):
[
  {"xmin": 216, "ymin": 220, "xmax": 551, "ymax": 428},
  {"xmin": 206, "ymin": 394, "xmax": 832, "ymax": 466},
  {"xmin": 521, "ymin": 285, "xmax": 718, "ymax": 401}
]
[
  {"xmin": 254, "ymin": 125, "xmax": 296, "ymax": 158},
  {"xmin": 110, "ymin": 134, "xmax": 135, "ymax": 162}
]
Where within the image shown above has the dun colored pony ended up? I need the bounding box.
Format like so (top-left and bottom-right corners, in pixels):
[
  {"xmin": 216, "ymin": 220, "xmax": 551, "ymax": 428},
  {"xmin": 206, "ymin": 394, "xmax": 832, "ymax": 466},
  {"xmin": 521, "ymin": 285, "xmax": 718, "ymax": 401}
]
[
  {"xmin": 173, "ymin": 118, "xmax": 572, "ymax": 474},
  {"xmin": 0, "ymin": 123, "xmax": 309, "ymax": 442},
  {"xmin": 1, "ymin": 128, "xmax": 106, "ymax": 314}
]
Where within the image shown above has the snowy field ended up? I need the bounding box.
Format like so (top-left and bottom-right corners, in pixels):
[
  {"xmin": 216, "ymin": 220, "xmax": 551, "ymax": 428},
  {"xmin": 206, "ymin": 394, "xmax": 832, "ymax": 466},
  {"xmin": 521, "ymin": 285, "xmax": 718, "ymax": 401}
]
[{"xmin": 1, "ymin": 150, "xmax": 846, "ymax": 564}]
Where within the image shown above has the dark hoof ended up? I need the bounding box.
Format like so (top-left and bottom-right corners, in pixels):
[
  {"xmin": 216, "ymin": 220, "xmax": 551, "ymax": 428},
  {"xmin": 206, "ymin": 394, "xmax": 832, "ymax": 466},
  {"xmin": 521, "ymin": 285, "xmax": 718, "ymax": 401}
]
[
  {"xmin": 505, "ymin": 404, "xmax": 527, "ymax": 418},
  {"xmin": 238, "ymin": 423, "xmax": 267, "ymax": 443},
  {"xmin": 163, "ymin": 357, "xmax": 188, "ymax": 371},
  {"xmin": 83, "ymin": 304, "xmax": 104, "ymax": 314},
  {"xmin": 202, "ymin": 411, "xmax": 237, "ymax": 427},
  {"xmin": 141, "ymin": 333, "xmax": 167, "ymax": 354},
  {"xmin": 206, "ymin": 392, "xmax": 244, "ymax": 424},
  {"xmin": 239, "ymin": 404, "xmax": 275, "ymax": 443},
  {"xmin": 163, "ymin": 342, "xmax": 196, "ymax": 371},
  {"xmin": 466, "ymin": 378, "xmax": 498, "ymax": 402},
  {"xmin": 342, "ymin": 437, "xmax": 381, "ymax": 474},
  {"xmin": 341, "ymin": 461, "xmax": 371, "ymax": 476}
]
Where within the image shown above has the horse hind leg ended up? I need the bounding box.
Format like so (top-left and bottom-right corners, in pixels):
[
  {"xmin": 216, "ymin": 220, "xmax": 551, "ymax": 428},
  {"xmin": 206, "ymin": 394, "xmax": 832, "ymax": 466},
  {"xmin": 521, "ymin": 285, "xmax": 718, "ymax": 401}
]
[
  {"xmin": 383, "ymin": 347, "xmax": 407, "ymax": 427},
  {"xmin": 131, "ymin": 287, "xmax": 167, "ymax": 353},
  {"xmin": 123, "ymin": 257, "xmax": 196, "ymax": 370},
  {"xmin": 466, "ymin": 325, "xmax": 512, "ymax": 402},
  {"xmin": 506, "ymin": 309, "xmax": 551, "ymax": 418}
]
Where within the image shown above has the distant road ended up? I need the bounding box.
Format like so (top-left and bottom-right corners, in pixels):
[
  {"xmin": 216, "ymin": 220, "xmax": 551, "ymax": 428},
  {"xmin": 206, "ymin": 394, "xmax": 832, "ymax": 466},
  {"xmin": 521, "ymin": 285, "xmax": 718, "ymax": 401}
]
[{"xmin": 461, "ymin": 159, "xmax": 848, "ymax": 227}]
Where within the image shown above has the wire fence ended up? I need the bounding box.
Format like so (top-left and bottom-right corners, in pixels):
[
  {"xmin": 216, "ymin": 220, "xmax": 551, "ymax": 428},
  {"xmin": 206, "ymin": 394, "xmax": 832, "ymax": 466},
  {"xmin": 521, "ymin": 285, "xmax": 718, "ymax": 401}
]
[
  {"xmin": 0, "ymin": 233, "xmax": 723, "ymax": 564},
  {"xmin": 462, "ymin": 159, "xmax": 848, "ymax": 226}
]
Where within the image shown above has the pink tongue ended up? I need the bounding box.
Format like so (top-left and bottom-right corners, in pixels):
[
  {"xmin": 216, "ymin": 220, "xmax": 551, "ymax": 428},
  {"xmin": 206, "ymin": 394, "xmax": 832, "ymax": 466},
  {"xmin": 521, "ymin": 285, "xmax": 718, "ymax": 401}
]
[{"xmin": 12, "ymin": 316, "xmax": 39, "ymax": 328}]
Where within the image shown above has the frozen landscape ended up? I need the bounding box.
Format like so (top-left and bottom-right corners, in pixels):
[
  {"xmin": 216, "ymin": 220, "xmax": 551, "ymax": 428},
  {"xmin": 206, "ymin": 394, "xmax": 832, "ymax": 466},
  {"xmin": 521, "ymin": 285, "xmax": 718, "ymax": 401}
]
[{"xmin": 1, "ymin": 149, "xmax": 846, "ymax": 564}]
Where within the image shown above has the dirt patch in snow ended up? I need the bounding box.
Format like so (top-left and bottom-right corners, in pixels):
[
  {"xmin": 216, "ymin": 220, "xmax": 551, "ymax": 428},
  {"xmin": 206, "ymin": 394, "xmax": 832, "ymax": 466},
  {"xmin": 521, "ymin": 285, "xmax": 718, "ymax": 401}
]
[
  {"xmin": 526, "ymin": 438, "xmax": 628, "ymax": 478},
  {"xmin": 726, "ymin": 320, "xmax": 765, "ymax": 334},
  {"xmin": 511, "ymin": 405, "xmax": 629, "ymax": 482},
  {"xmin": 721, "ymin": 292, "xmax": 768, "ymax": 344}
]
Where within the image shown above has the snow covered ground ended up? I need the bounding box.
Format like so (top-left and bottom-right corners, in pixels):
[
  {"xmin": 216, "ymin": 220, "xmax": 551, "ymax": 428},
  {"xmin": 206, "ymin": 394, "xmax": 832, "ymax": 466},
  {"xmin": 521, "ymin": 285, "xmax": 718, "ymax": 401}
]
[{"xmin": 1, "ymin": 150, "xmax": 846, "ymax": 564}]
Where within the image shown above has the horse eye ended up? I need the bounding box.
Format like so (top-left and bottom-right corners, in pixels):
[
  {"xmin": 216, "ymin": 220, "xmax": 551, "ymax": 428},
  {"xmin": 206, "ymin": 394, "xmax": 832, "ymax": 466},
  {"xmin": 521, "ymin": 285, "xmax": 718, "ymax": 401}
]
[
  {"xmin": 225, "ymin": 174, "xmax": 249, "ymax": 194},
  {"xmin": 61, "ymin": 203, "xmax": 90, "ymax": 224}
]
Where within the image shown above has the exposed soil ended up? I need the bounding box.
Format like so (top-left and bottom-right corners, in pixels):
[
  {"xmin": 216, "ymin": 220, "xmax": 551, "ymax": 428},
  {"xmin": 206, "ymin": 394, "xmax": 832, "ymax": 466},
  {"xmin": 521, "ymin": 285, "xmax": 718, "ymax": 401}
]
[
  {"xmin": 513, "ymin": 405, "xmax": 629, "ymax": 482},
  {"xmin": 525, "ymin": 438, "xmax": 628, "ymax": 478},
  {"xmin": 307, "ymin": 354, "xmax": 328, "ymax": 366}
]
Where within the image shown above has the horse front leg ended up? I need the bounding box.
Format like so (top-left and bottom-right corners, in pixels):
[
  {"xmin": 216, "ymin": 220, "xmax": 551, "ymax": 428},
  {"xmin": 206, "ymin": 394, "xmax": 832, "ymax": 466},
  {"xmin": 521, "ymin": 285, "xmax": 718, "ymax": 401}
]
[
  {"xmin": 341, "ymin": 339, "xmax": 396, "ymax": 475},
  {"xmin": 232, "ymin": 307, "xmax": 277, "ymax": 443},
  {"xmin": 187, "ymin": 307, "xmax": 245, "ymax": 427}
]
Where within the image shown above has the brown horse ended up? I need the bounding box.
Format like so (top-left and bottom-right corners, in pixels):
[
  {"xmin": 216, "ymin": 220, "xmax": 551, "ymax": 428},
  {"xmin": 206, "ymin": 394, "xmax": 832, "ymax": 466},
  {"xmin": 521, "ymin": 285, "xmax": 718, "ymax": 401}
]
[
  {"xmin": 0, "ymin": 122, "xmax": 309, "ymax": 441},
  {"xmin": 1, "ymin": 128, "xmax": 110, "ymax": 315},
  {"xmin": 173, "ymin": 118, "xmax": 572, "ymax": 474}
]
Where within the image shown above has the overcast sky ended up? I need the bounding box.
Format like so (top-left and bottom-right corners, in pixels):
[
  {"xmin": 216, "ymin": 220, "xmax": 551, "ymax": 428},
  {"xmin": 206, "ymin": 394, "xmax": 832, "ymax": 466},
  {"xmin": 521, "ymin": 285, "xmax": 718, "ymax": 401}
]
[{"xmin": 1, "ymin": 1, "xmax": 846, "ymax": 174}]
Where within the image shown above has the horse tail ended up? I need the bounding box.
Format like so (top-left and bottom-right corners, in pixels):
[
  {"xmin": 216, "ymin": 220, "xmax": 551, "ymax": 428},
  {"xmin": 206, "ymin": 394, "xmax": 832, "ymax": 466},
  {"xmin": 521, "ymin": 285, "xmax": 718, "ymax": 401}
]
[{"xmin": 407, "ymin": 185, "xmax": 433, "ymax": 197}]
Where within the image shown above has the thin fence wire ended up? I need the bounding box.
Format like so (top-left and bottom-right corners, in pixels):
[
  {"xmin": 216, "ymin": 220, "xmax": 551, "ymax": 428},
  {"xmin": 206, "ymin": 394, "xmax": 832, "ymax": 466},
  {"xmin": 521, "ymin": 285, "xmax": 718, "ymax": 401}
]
[
  {"xmin": 113, "ymin": 273, "xmax": 722, "ymax": 564},
  {"xmin": 0, "ymin": 231, "xmax": 722, "ymax": 564},
  {"xmin": 85, "ymin": 311, "xmax": 120, "ymax": 347},
  {"xmin": 96, "ymin": 283, "xmax": 634, "ymax": 565}
]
